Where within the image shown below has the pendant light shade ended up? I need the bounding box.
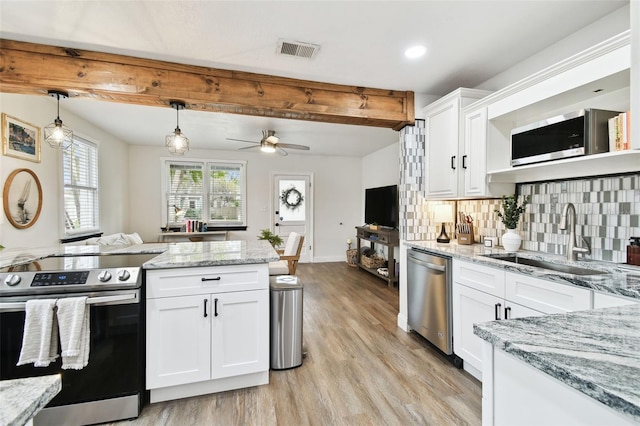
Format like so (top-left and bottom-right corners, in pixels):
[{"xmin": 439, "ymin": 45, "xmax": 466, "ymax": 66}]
[
  {"xmin": 44, "ymin": 91, "xmax": 74, "ymax": 149},
  {"xmin": 166, "ymin": 101, "xmax": 189, "ymax": 155}
]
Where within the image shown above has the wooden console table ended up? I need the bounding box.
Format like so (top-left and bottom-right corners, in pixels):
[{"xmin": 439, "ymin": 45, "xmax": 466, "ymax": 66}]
[
  {"xmin": 355, "ymin": 226, "xmax": 399, "ymax": 287},
  {"xmin": 157, "ymin": 231, "xmax": 228, "ymax": 242}
]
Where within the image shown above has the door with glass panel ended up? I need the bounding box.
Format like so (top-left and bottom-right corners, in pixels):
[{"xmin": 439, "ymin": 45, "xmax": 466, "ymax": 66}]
[{"xmin": 273, "ymin": 174, "xmax": 312, "ymax": 263}]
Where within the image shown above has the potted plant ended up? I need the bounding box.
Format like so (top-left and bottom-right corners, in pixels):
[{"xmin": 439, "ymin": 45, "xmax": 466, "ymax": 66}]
[
  {"xmin": 495, "ymin": 194, "xmax": 530, "ymax": 252},
  {"xmin": 258, "ymin": 229, "xmax": 283, "ymax": 248}
]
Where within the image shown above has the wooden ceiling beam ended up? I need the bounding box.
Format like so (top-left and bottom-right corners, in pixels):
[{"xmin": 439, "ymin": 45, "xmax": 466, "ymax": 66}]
[{"xmin": 0, "ymin": 39, "xmax": 414, "ymax": 130}]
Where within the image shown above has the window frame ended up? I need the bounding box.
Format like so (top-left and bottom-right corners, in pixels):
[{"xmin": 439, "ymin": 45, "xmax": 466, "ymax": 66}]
[
  {"xmin": 161, "ymin": 158, "xmax": 248, "ymax": 230},
  {"xmin": 62, "ymin": 135, "xmax": 100, "ymax": 237}
]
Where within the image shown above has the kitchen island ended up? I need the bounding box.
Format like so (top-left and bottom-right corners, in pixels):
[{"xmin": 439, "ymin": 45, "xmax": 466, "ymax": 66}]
[
  {"xmin": 474, "ymin": 304, "xmax": 640, "ymax": 425},
  {"xmin": 143, "ymin": 240, "xmax": 279, "ymax": 403}
]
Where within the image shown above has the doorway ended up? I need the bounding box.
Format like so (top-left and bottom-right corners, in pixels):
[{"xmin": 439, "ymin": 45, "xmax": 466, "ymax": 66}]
[{"xmin": 272, "ymin": 173, "xmax": 312, "ymax": 263}]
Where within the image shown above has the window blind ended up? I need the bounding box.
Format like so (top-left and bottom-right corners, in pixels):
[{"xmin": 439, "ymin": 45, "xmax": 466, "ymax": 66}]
[
  {"xmin": 164, "ymin": 160, "xmax": 246, "ymax": 227},
  {"xmin": 209, "ymin": 163, "xmax": 244, "ymax": 225},
  {"xmin": 63, "ymin": 137, "xmax": 99, "ymax": 234}
]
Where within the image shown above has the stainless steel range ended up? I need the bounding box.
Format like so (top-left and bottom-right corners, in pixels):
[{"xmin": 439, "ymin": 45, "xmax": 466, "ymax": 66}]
[{"xmin": 0, "ymin": 253, "xmax": 157, "ymax": 426}]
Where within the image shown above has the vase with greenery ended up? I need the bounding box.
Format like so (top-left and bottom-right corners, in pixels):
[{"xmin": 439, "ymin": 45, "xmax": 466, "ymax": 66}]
[
  {"xmin": 258, "ymin": 229, "xmax": 283, "ymax": 248},
  {"xmin": 495, "ymin": 194, "xmax": 530, "ymax": 252}
]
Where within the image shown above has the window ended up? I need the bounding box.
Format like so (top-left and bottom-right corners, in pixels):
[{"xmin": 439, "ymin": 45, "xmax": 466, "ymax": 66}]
[
  {"xmin": 163, "ymin": 159, "xmax": 246, "ymax": 228},
  {"xmin": 63, "ymin": 137, "xmax": 99, "ymax": 235}
]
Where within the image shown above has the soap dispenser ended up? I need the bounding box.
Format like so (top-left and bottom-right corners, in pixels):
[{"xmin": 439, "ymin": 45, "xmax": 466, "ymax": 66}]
[{"xmin": 628, "ymin": 237, "xmax": 640, "ymax": 266}]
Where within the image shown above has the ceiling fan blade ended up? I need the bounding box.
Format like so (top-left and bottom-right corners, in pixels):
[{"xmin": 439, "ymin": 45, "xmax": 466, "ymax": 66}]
[
  {"xmin": 276, "ymin": 143, "xmax": 310, "ymax": 150},
  {"xmin": 276, "ymin": 146, "xmax": 288, "ymax": 156},
  {"xmin": 238, "ymin": 145, "xmax": 260, "ymax": 151},
  {"xmin": 226, "ymin": 137, "xmax": 259, "ymax": 144}
]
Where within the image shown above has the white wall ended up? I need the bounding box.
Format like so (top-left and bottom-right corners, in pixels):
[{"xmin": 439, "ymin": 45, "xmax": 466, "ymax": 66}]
[
  {"xmin": 127, "ymin": 145, "xmax": 362, "ymax": 262},
  {"xmin": 477, "ymin": 4, "xmax": 630, "ymax": 91},
  {"xmin": 0, "ymin": 93, "xmax": 130, "ymax": 249}
]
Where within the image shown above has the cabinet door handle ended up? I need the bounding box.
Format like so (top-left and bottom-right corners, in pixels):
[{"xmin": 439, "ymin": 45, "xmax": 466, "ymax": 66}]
[
  {"xmin": 201, "ymin": 276, "xmax": 221, "ymax": 282},
  {"xmin": 451, "ymin": 155, "xmax": 456, "ymax": 170},
  {"xmin": 214, "ymin": 298, "xmax": 219, "ymax": 317},
  {"xmin": 505, "ymin": 306, "xmax": 511, "ymax": 320},
  {"xmin": 204, "ymin": 298, "xmax": 208, "ymax": 318},
  {"xmin": 462, "ymin": 155, "xmax": 468, "ymax": 169},
  {"xmin": 495, "ymin": 303, "xmax": 502, "ymax": 320}
]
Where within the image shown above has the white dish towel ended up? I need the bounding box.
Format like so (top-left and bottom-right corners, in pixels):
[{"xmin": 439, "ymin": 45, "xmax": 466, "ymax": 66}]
[
  {"xmin": 56, "ymin": 296, "xmax": 90, "ymax": 370},
  {"xmin": 17, "ymin": 299, "xmax": 59, "ymax": 367}
]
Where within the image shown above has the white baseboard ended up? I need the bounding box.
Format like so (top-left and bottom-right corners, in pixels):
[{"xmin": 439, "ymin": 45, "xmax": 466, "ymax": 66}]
[
  {"xmin": 312, "ymin": 255, "xmax": 350, "ymax": 263},
  {"xmin": 397, "ymin": 313, "xmax": 409, "ymax": 332}
]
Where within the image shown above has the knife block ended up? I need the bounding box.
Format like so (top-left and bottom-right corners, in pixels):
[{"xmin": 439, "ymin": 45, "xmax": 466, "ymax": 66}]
[{"xmin": 457, "ymin": 224, "xmax": 474, "ymax": 245}]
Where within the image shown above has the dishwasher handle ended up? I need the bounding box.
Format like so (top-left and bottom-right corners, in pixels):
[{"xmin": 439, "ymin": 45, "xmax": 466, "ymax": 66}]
[{"xmin": 408, "ymin": 255, "xmax": 446, "ymax": 272}]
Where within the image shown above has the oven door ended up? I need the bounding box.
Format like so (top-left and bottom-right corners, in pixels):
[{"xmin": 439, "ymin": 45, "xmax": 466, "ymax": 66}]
[{"xmin": 0, "ymin": 290, "xmax": 142, "ymax": 412}]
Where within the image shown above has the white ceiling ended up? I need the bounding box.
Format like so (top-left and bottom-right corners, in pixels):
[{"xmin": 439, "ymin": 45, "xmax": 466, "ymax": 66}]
[{"xmin": 0, "ymin": 0, "xmax": 628, "ymax": 157}]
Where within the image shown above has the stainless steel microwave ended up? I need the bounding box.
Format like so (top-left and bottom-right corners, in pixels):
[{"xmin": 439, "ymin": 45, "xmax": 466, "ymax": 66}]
[{"xmin": 510, "ymin": 109, "xmax": 620, "ymax": 167}]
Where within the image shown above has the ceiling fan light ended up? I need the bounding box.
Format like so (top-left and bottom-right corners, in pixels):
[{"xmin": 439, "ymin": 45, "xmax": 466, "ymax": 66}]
[
  {"xmin": 260, "ymin": 144, "xmax": 276, "ymax": 153},
  {"xmin": 265, "ymin": 135, "xmax": 279, "ymax": 144},
  {"xmin": 45, "ymin": 91, "xmax": 74, "ymax": 149}
]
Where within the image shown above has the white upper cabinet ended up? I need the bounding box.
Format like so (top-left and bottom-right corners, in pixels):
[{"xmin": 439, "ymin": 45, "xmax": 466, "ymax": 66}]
[
  {"xmin": 476, "ymin": 31, "xmax": 637, "ymax": 183},
  {"xmin": 423, "ymin": 88, "xmax": 496, "ymax": 199}
]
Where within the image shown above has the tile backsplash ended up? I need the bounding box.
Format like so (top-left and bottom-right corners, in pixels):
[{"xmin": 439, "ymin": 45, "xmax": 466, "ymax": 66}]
[{"xmin": 518, "ymin": 173, "xmax": 640, "ymax": 263}]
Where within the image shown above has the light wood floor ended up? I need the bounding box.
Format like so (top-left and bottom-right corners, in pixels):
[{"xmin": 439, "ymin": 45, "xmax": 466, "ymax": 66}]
[{"xmin": 110, "ymin": 262, "xmax": 481, "ymax": 425}]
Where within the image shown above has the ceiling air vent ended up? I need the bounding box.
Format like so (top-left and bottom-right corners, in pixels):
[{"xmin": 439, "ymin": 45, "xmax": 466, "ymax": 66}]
[{"xmin": 277, "ymin": 39, "xmax": 320, "ymax": 59}]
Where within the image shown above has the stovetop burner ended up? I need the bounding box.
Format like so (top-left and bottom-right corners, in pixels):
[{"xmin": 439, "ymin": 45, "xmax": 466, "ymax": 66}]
[{"xmin": 0, "ymin": 253, "xmax": 158, "ymax": 296}]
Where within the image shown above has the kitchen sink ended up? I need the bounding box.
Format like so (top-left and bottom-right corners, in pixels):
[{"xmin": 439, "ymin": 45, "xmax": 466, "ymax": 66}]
[{"xmin": 483, "ymin": 254, "xmax": 609, "ymax": 276}]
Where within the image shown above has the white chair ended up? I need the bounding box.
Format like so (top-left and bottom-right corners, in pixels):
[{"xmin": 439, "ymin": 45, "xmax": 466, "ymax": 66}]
[{"xmin": 269, "ymin": 232, "xmax": 305, "ymax": 276}]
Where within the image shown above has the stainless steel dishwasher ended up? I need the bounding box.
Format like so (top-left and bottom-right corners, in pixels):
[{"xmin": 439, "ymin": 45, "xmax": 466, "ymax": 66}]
[{"xmin": 407, "ymin": 248, "xmax": 462, "ymax": 367}]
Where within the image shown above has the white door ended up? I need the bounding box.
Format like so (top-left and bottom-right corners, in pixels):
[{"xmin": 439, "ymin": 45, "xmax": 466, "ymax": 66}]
[
  {"xmin": 273, "ymin": 173, "xmax": 312, "ymax": 262},
  {"xmin": 211, "ymin": 289, "xmax": 269, "ymax": 379},
  {"xmin": 146, "ymin": 294, "xmax": 211, "ymax": 389}
]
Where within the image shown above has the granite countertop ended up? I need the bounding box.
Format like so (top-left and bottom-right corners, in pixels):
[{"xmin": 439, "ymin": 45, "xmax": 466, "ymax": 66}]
[
  {"xmin": 143, "ymin": 240, "xmax": 279, "ymax": 269},
  {"xmin": 0, "ymin": 243, "xmax": 169, "ymax": 269},
  {"xmin": 474, "ymin": 305, "xmax": 640, "ymax": 423},
  {"xmin": 405, "ymin": 240, "xmax": 640, "ymax": 300},
  {"xmin": 0, "ymin": 374, "xmax": 62, "ymax": 426}
]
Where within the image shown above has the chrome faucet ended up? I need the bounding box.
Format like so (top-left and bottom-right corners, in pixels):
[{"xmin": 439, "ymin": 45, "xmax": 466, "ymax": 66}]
[{"xmin": 559, "ymin": 203, "xmax": 591, "ymax": 261}]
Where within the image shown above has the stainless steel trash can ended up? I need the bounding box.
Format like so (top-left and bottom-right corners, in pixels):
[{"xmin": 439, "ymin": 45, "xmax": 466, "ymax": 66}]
[{"xmin": 270, "ymin": 275, "xmax": 303, "ymax": 370}]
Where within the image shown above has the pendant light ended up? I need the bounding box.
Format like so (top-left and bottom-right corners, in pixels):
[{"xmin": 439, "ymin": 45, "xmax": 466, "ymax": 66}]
[
  {"xmin": 44, "ymin": 90, "xmax": 74, "ymax": 149},
  {"xmin": 165, "ymin": 101, "xmax": 189, "ymax": 155}
]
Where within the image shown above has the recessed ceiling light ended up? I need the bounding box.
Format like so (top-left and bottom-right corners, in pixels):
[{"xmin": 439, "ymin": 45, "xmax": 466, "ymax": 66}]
[{"xmin": 405, "ymin": 45, "xmax": 426, "ymax": 59}]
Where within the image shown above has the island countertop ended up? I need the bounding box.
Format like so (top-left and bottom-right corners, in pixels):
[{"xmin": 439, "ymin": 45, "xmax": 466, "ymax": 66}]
[
  {"xmin": 0, "ymin": 374, "xmax": 62, "ymax": 426},
  {"xmin": 474, "ymin": 304, "xmax": 640, "ymax": 423},
  {"xmin": 143, "ymin": 240, "xmax": 279, "ymax": 269}
]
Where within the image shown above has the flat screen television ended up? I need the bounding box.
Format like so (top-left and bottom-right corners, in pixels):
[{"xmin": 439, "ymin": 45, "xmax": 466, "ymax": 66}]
[{"xmin": 365, "ymin": 185, "xmax": 398, "ymax": 229}]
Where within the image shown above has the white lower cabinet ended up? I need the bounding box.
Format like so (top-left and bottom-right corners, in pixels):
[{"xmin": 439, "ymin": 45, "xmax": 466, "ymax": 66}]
[
  {"xmin": 452, "ymin": 259, "xmax": 590, "ymax": 381},
  {"xmin": 593, "ymin": 291, "xmax": 638, "ymax": 308},
  {"xmin": 483, "ymin": 343, "xmax": 636, "ymax": 426},
  {"xmin": 147, "ymin": 294, "xmax": 211, "ymax": 388},
  {"xmin": 452, "ymin": 284, "xmax": 502, "ymax": 379},
  {"xmin": 146, "ymin": 264, "xmax": 270, "ymax": 402}
]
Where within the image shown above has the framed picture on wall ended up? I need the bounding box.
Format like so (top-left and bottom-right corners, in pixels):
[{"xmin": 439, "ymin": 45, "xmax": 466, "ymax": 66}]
[
  {"xmin": 2, "ymin": 113, "xmax": 41, "ymax": 163},
  {"xmin": 3, "ymin": 168, "xmax": 43, "ymax": 229}
]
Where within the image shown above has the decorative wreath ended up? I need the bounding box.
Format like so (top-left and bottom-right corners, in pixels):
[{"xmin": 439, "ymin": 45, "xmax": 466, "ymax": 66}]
[{"xmin": 280, "ymin": 187, "xmax": 304, "ymax": 211}]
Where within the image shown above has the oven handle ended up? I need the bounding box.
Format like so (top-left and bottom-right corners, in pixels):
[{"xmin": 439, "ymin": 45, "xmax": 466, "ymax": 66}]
[{"xmin": 0, "ymin": 293, "xmax": 138, "ymax": 311}]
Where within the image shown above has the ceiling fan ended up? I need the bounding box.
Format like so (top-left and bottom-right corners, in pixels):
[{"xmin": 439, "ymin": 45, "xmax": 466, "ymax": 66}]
[{"xmin": 226, "ymin": 130, "xmax": 310, "ymax": 156}]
